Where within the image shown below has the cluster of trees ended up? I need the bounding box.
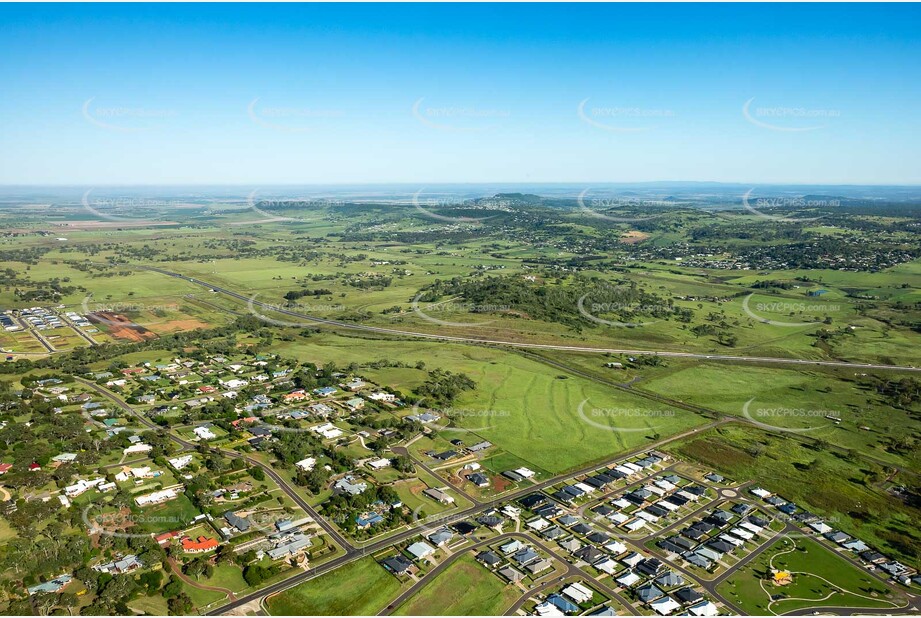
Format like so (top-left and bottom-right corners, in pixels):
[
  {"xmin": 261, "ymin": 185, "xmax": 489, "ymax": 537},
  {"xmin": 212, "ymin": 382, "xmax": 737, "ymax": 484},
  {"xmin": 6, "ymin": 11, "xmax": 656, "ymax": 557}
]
[
  {"xmin": 869, "ymin": 376, "xmax": 921, "ymax": 409},
  {"xmin": 417, "ymin": 275, "xmax": 690, "ymax": 331},
  {"xmin": 0, "ymin": 530, "xmax": 171, "ymax": 615},
  {"xmin": 415, "ymin": 369, "xmax": 476, "ymax": 406},
  {"xmin": 0, "ymin": 316, "xmax": 269, "ymax": 376},
  {"xmin": 283, "ymin": 288, "xmax": 333, "ymax": 301},
  {"xmin": 345, "ymin": 273, "xmax": 392, "ymax": 289}
]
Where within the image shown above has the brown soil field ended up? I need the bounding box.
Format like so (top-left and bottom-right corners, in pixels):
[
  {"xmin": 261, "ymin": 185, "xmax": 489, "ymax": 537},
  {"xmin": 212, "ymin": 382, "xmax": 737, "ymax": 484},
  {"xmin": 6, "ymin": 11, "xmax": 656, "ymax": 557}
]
[
  {"xmin": 88, "ymin": 312, "xmax": 158, "ymax": 342},
  {"xmin": 620, "ymin": 230, "xmax": 651, "ymax": 244},
  {"xmin": 146, "ymin": 319, "xmax": 210, "ymax": 334}
]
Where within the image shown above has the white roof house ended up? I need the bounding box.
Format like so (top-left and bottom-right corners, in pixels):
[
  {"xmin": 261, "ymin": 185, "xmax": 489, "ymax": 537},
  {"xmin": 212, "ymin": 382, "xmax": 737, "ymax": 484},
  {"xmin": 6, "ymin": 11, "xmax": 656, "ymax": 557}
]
[
  {"xmin": 625, "ymin": 518, "xmax": 647, "ymax": 532},
  {"xmin": 609, "ymin": 512, "xmax": 629, "ymax": 525},
  {"xmin": 594, "ymin": 557, "xmax": 618, "ymax": 574},
  {"xmin": 738, "ymin": 521, "xmax": 763, "ymax": 535},
  {"xmin": 64, "ymin": 477, "xmax": 105, "ymax": 497},
  {"xmin": 367, "ymin": 458, "xmax": 391, "ymax": 470},
  {"xmin": 169, "ymin": 455, "xmax": 194, "ymax": 470},
  {"xmin": 809, "ymin": 521, "xmax": 833, "ymax": 534},
  {"xmin": 312, "ymin": 423, "xmax": 343, "ymax": 439},
  {"xmin": 534, "ymin": 602, "xmax": 565, "ymax": 616},
  {"xmin": 295, "ymin": 458, "xmax": 317, "ymax": 472},
  {"xmin": 688, "ymin": 600, "xmax": 719, "ymax": 616},
  {"xmin": 562, "ymin": 582, "xmax": 593, "ymax": 604},
  {"xmin": 514, "ymin": 467, "xmax": 536, "ymax": 479},
  {"xmin": 194, "ymin": 426, "xmax": 217, "ymax": 440},
  {"xmin": 123, "ymin": 443, "xmax": 152, "ymax": 455},
  {"xmin": 650, "ymin": 597, "xmax": 682, "ymax": 615},
  {"xmin": 407, "ymin": 541, "xmax": 435, "ymax": 560},
  {"xmin": 135, "ymin": 487, "xmax": 179, "ymax": 506}
]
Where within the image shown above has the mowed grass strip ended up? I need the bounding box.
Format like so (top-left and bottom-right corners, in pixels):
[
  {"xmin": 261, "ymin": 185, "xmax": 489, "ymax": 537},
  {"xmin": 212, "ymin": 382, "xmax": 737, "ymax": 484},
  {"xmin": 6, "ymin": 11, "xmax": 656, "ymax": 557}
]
[
  {"xmin": 394, "ymin": 554, "xmax": 520, "ymax": 616},
  {"xmin": 266, "ymin": 557, "xmax": 403, "ymax": 615}
]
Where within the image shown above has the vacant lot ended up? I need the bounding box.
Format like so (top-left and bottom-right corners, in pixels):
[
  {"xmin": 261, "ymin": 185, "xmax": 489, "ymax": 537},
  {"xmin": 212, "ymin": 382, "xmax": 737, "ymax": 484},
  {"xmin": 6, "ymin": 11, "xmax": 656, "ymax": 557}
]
[
  {"xmin": 394, "ymin": 554, "xmax": 520, "ymax": 616},
  {"xmin": 266, "ymin": 557, "xmax": 403, "ymax": 615}
]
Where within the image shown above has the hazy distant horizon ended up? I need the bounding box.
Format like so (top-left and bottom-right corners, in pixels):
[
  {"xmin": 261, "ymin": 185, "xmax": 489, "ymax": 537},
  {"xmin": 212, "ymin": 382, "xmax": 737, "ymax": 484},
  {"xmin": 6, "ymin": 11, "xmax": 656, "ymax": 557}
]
[{"xmin": 2, "ymin": 181, "xmax": 921, "ymax": 205}]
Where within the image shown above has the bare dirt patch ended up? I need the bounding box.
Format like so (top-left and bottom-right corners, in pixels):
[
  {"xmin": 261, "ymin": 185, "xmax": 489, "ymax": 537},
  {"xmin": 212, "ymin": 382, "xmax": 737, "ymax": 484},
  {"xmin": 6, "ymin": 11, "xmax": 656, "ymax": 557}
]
[
  {"xmin": 88, "ymin": 312, "xmax": 158, "ymax": 342},
  {"xmin": 146, "ymin": 318, "xmax": 210, "ymax": 334},
  {"xmin": 620, "ymin": 230, "xmax": 650, "ymax": 244},
  {"xmin": 491, "ymin": 475, "xmax": 512, "ymax": 493}
]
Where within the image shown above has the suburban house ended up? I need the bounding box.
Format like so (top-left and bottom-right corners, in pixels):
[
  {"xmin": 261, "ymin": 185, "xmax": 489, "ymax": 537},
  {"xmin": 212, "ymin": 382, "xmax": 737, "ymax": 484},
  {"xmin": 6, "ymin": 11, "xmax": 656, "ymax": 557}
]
[
  {"xmin": 423, "ymin": 487, "xmax": 454, "ymax": 504},
  {"xmin": 406, "ymin": 541, "xmax": 435, "ymax": 561},
  {"xmin": 382, "ymin": 554, "xmax": 414, "ymax": 575},
  {"xmin": 135, "ymin": 487, "xmax": 180, "ymax": 507},
  {"xmin": 64, "ymin": 477, "xmax": 105, "ymax": 497},
  {"xmin": 193, "ymin": 425, "xmax": 217, "ymax": 440},
  {"xmin": 181, "ymin": 536, "xmax": 219, "ymax": 553}
]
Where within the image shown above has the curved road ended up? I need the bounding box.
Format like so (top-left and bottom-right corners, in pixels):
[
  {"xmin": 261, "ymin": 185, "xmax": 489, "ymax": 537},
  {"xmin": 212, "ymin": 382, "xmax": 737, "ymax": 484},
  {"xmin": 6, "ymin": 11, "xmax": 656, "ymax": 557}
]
[{"xmin": 75, "ymin": 378, "xmax": 353, "ymax": 551}]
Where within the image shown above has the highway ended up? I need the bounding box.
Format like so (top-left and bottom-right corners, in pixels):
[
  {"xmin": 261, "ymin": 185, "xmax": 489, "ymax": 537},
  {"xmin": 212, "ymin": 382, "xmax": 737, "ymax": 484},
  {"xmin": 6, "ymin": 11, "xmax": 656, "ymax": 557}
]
[{"xmin": 137, "ymin": 264, "xmax": 921, "ymax": 374}]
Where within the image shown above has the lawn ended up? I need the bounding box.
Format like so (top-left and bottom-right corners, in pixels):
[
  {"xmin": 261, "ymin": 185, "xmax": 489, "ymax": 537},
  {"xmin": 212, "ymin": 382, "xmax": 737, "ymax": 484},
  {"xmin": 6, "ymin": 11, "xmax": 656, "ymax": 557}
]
[
  {"xmin": 181, "ymin": 581, "xmax": 227, "ymax": 610},
  {"xmin": 394, "ymin": 554, "xmax": 520, "ymax": 616},
  {"xmin": 0, "ymin": 518, "xmax": 16, "ymax": 543},
  {"xmin": 266, "ymin": 557, "xmax": 404, "ymax": 615},
  {"xmin": 201, "ymin": 564, "xmax": 248, "ymax": 593},
  {"xmin": 717, "ymin": 537, "xmax": 903, "ymax": 615},
  {"xmin": 127, "ymin": 593, "xmax": 169, "ymax": 615}
]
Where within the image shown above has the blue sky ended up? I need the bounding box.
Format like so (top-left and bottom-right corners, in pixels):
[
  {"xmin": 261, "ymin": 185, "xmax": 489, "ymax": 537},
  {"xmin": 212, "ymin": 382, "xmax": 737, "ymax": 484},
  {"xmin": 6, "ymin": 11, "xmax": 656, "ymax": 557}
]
[{"xmin": 1, "ymin": 3, "xmax": 919, "ymax": 185}]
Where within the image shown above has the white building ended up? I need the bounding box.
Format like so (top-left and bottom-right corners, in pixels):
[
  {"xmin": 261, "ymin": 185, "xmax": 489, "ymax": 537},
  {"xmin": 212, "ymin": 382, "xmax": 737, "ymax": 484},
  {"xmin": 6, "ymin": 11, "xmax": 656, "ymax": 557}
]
[
  {"xmin": 194, "ymin": 426, "xmax": 217, "ymax": 440},
  {"xmin": 123, "ymin": 443, "xmax": 153, "ymax": 455},
  {"xmin": 64, "ymin": 477, "xmax": 105, "ymax": 497},
  {"xmin": 367, "ymin": 458, "xmax": 391, "ymax": 470},
  {"xmin": 135, "ymin": 487, "xmax": 179, "ymax": 507},
  {"xmin": 562, "ymin": 582, "xmax": 593, "ymax": 604},
  {"xmin": 169, "ymin": 455, "xmax": 194, "ymax": 470},
  {"xmin": 311, "ymin": 423, "xmax": 343, "ymax": 440},
  {"xmin": 295, "ymin": 457, "xmax": 317, "ymax": 472},
  {"xmin": 368, "ymin": 392, "xmax": 396, "ymax": 402}
]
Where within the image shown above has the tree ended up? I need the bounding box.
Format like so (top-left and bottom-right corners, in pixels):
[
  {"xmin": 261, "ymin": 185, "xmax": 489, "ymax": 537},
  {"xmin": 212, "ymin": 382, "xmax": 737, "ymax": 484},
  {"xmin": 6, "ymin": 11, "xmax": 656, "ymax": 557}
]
[{"xmin": 167, "ymin": 592, "xmax": 194, "ymax": 615}]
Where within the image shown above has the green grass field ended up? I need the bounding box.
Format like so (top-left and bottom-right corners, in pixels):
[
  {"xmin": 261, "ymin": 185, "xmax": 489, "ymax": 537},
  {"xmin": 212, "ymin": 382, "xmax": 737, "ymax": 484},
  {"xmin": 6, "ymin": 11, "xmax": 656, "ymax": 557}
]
[
  {"xmin": 394, "ymin": 554, "xmax": 520, "ymax": 616},
  {"xmin": 637, "ymin": 361, "xmax": 921, "ymax": 469},
  {"xmin": 276, "ymin": 333, "xmax": 706, "ymax": 474},
  {"xmin": 717, "ymin": 537, "xmax": 902, "ymax": 615},
  {"xmin": 266, "ymin": 557, "xmax": 404, "ymax": 615},
  {"xmin": 201, "ymin": 564, "xmax": 249, "ymax": 593}
]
